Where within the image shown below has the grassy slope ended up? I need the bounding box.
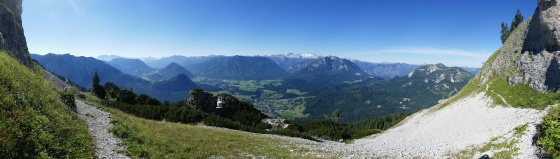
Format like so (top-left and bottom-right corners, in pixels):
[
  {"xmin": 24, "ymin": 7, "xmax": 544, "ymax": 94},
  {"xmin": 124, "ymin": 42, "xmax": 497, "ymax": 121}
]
[
  {"xmin": 0, "ymin": 53, "xmax": 93, "ymax": 158},
  {"xmin": 82, "ymin": 95, "xmax": 327, "ymax": 158}
]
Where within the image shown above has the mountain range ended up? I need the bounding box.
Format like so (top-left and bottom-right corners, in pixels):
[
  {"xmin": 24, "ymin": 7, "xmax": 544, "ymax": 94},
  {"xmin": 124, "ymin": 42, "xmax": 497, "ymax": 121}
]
[
  {"xmin": 266, "ymin": 53, "xmax": 321, "ymax": 73},
  {"xmin": 189, "ymin": 55, "xmax": 289, "ymax": 80},
  {"xmin": 285, "ymin": 56, "xmax": 377, "ymax": 86},
  {"xmin": 106, "ymin": 58, "xmax": 157, "ymax": 77},
  {"xmin": 31, "ymin": 53, "xmax": 198, "ymax": 102},
  {"xmin": 104, "ymin": 53, "xmax": 479, "ymax": 80},
  {"xmin": 353, "ymin": 60, "xmax": 420, "ymax": 79},
  {"xmin": 302, "ymin": 63, "xmax": 473, "ymax": 122},
  {"xmin": 141, "ymin": 55, "xmax": 223, "ymax": 69},
  {"xmin": 6, "ymin": 0, "xmax": 560, "ymax": 158},
  {"xmin": 34, "ymin": 51, "xmax": 477, "ymax": 122}
]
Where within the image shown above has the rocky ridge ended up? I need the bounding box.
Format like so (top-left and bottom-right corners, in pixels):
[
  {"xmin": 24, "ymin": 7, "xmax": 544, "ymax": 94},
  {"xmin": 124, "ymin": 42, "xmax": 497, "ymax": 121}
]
[
  {"xmin": 0, "ymin": 0, "xmax": 31, "ymax": 67},
  {"xmin": 481, "ymin": 0, "xmax": 560, "ymax": 92},
  {"xmin": 290, "ymin": 56, "xmax": 368, "ymax": 78},
  {"xmin": 406, "ymin": 63, "xmax": 472, "ymax": 84}
]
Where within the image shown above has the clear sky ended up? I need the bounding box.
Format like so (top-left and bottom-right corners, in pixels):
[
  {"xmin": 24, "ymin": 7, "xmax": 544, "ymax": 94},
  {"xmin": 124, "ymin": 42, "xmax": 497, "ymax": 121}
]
[{"xmin": 23, "ymin": 0, "xmax": 535, "ymax": 67}]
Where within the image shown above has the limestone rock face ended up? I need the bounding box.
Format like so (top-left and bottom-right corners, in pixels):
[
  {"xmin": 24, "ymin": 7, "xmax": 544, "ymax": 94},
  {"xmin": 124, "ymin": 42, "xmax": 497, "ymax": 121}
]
[
  {"xmin": 480, "ymin": 0, "xmax": 560, "ymax": 92},
  {"xmin": 523, "ymin": 0, "xmax": 560, "ymax": 53},
  {"xmin": 520, "ymin": 0, "xmax": 560, "ymax": 91},
  {"xmin": 0, "ymin": 0, "xmax": 31, "ymax": 67}
]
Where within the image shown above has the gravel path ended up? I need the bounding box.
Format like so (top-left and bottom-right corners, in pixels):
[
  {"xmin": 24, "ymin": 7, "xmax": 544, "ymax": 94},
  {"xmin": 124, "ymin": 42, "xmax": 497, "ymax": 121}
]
[
  {"xmin": 343, "ymin": 92, "xmax": 546, "ymax": 158},
  {"xmin": 76, "ymin": 100, "xmax": 130, "ymax": 159},
  {"xmin": 240, "ymin": 92, "xmax": 548, "ymax": 158}
]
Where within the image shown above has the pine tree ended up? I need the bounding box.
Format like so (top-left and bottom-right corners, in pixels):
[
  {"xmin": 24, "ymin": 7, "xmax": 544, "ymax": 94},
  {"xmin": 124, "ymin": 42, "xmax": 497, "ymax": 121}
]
[
  {"xmin": 333, "ymin": 109, "xmax": 340, "ymax": 122},
  {"xmin": 500, "ymin": 9, "xmax": 524, "ymax": 44},
  {"xmin": 500, "ymin": 22, "xmax": 509, "ymax": 44},
  {"xmin": 92, "ymin": 72, "xmax": 100, "ymax": 89},
  {"xmin": 510, "ymin": 9, "xmax": 524, "ymax": 33},
  {"xmin": 91, "ymin": 72, "xmax": 106, "ymax": 99}
]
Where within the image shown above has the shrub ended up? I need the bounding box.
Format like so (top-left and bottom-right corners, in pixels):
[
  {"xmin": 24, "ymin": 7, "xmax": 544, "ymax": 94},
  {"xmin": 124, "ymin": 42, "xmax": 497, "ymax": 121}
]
[
  {"xmin": 77, "ymin": 93, "xmax": 86, "ymax": 99},
  {"xmin": 203, "ymin": 115, "xmax": 242, "ymax": 130},
  {"xmin": 538, "ymin": 106, "xmax": 560, "ymax": 158},
  {"xmin": 60, "ymin": 91, "xmax": 76, "ymax": 111}
]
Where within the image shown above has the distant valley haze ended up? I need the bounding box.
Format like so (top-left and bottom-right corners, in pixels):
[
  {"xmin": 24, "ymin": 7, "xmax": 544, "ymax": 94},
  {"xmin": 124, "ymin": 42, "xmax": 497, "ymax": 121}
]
[{"xmin": 23, "ymin": 0, "xmax": 535, "ymax": 67}]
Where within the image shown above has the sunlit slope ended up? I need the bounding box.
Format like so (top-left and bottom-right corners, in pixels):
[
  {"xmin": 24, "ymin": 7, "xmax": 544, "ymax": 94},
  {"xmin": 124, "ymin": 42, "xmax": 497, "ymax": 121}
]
[{"xmin": 0, "ymin": 52, "xmax": 94, "ymax": 158}]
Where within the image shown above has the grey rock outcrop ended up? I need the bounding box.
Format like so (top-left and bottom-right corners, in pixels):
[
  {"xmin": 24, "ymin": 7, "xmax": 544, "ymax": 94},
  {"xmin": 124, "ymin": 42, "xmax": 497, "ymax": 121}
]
[
  {"xmin": 0, "ymin": 0, "xmax": 32, "ymax": 67},
  {"xmin": 185, "ymin": 88, "xmax": 217, "ymax": 112},
  {"xmin": 480, "ymin": 0, "xmax": 560, "ymax": 92}
]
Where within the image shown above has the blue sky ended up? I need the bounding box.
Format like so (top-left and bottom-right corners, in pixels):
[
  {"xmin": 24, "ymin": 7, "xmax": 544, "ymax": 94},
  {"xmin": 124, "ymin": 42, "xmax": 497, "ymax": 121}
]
[{"xmin": 23, "ymin": 0, "xmax": 535, "ymax": 67}]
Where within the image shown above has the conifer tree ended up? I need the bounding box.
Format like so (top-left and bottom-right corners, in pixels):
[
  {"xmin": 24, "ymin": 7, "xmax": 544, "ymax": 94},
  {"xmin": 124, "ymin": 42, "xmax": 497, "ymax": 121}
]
[
  {"xmin": 333, "ymin": 109, "xmax": 340, "ymax": 122},
  {"xmin": 91, "ymin": 72, "xmax": 106, "ymax": 99},
  {"xmin": 500, "ymin": 9, "xmax": 523, "ymax": 44},
  {"xmin": 500, "ymin": 22, "xmax": 509, "ymax": 44},
  {"xmin": 510, "ymin": 9, "xmax": 524, "ymax": 33}
]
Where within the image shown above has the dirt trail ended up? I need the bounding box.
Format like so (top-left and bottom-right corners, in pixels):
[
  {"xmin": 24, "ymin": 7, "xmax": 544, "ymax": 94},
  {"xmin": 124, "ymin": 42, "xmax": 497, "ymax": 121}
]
[{"xmin": 76, "ymin": 100, "xmax": 130, "ymax": 159}]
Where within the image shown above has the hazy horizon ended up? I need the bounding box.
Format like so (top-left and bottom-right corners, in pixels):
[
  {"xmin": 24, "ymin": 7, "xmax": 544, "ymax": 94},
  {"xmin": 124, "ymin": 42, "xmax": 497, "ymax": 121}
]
[{"xmin": 23, "ymin": 0, "xmax": 535, "ymax": 67}]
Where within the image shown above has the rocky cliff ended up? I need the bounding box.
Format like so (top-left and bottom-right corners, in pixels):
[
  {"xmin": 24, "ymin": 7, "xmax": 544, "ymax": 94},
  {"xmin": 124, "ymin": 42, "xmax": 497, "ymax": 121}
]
[
  {"xmin": 0, "ymin": 0, "xmax": 31, "ymax": 67},
  {"xmin": 479, "ymin": 0, "xmax": 560, "ymax": 92}
]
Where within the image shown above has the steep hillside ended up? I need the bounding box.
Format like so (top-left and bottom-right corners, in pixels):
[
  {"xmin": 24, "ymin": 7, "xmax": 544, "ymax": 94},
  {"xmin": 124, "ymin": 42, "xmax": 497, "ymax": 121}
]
[
  {"xmin": 353, "ymin": 60, "xmax": 420, "ymax": 79},
  {"xmin": 106, "ymin": 58, "xmax": 156, "ymax": 77},
  {"xmin": 304, "ymin": 63, "xmax": 473, "ymax": 122},
  {"xmin": 189, "ymin": 56, "xmax": 289, "ymax": 80},
  {"xmin": 0, "ymin": 52, "xmax": 94, "ymax": 158},
  {"xmin": 157, "ymin": 62, "xmax": 196, "ymax": 79}
]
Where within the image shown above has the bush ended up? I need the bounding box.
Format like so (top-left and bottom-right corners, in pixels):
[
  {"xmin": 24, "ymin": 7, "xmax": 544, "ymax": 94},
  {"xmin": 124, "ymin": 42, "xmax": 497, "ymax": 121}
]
[
  {"xmin": 203, "ymin": 115, "xmax": 243, "ymax": 129},
  {"xmin": 60, "ymin": 91, "xmax": 76, "ymax": 111},
  {"xmin": 77, "ymin": 93, "xmax": 86, "ymax": 99},
  {"xmin": 538, "ymin": 106, "xmax": 560, "ymax": 158}
]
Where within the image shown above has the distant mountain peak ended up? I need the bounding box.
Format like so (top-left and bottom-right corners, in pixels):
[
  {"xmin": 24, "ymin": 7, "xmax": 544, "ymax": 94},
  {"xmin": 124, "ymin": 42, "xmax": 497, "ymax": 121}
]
[
  {"xmin": 285, "ymin": 53, "xmax": 321, "ymax": 59},
  {"xmin": 159, "ymin": 62, "xmax": 196, "ymax": 78},
  {"xmin": 189, "ymin": 56, "xmax": 288, "ymax": 80},
  {"xmin": 288, "ymin": 55, "xmax": 375, "ymax": 83},
  {"xmin": 310, "ymin": 56, "xmax": 360, "ymax": 72},
  {"xmin": 406, "ymin": 63, "xmax": 472, "ymax": 84},
  {"xmin": 97, "ymin": 55, "xmax": 126, "ymax": 61},
  {"xmin": 105, "ymin": 57, "xmax": 156, "ymax": 77},
  {"xmin": 166, "ymin": 62, "xmax": 181, "ymax": 67}
]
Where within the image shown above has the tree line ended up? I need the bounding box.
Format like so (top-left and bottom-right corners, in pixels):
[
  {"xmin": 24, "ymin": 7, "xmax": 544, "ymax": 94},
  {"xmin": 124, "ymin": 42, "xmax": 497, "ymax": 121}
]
[{"xmin": 90, "ymin": 72, "xmax": 411, "ymax": 141}]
